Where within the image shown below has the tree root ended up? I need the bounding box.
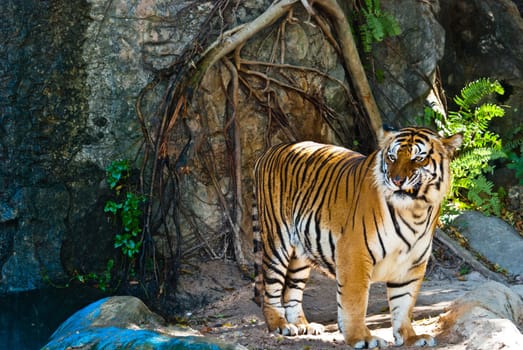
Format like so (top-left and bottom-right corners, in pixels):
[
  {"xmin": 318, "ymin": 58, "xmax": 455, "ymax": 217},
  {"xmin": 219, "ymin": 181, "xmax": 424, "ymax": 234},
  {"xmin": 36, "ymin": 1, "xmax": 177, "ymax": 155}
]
[
  {"xmin": 135, "ymin": 0, "xmax": 389, "ymax": 290},
  {"xmin": 191, "ymin": 0, "xmax": 383, "ymax": 141}
]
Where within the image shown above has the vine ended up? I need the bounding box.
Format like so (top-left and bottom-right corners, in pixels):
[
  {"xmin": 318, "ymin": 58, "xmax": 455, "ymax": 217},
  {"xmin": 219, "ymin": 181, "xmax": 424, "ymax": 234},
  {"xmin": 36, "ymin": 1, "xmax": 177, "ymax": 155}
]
[{"xmin": 104, "ymin": 160, "xmax": 145, "ymax": 259}]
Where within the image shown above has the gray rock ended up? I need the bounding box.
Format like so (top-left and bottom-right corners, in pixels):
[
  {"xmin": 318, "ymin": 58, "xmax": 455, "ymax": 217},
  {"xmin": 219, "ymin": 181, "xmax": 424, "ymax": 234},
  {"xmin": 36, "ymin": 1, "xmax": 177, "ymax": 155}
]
[
  {"xmin": 374, "ymin": 0, "xmax": 446, "ymax": 125},
  {"xmin": 42, "ymin": 296, "xmax": 246, "ymax": 350},
  {"xmin": 508, "ymin": 185, "xmax": 523, "ymax": 211},
  {"xmin": 452, "ymin": 210, "xmax": 523, "ymax": 277},
  {"xmin": 438, "ymin": 281, "xmax": 523, "ymax": 349}
]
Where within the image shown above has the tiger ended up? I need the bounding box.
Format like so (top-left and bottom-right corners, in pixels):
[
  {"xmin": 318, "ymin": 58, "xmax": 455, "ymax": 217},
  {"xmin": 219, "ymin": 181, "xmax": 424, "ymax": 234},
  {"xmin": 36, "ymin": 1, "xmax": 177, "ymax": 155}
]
[{"xmin": 252, "ymin": 126, "xmax": 462, "ymax": 348}]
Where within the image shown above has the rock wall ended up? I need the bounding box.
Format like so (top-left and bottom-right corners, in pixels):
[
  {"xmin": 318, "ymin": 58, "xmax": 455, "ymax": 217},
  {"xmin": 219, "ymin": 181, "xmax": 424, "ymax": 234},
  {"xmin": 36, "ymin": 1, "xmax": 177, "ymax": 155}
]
[
  {"xmin": 372, "ymin": 0, "xmax": 446, "ymax": 125},
  {"xmin": 1, "ymin": 0, "xmax": 521, "ymax": 295},
  {"xmin": 0, "ymin": 0, "xmax": 114, "ymax": 293},
  {"xmin": 439, "ymin": 0, "xmax": 523, "ymax": 141}
]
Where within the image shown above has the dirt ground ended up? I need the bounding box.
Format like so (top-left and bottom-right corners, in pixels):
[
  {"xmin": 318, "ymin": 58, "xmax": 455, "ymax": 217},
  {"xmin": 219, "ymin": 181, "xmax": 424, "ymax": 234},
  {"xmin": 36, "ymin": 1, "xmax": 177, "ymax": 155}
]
[{"xmin": 175, "ymin": 241, "xmax": 499, "ymax": 349}]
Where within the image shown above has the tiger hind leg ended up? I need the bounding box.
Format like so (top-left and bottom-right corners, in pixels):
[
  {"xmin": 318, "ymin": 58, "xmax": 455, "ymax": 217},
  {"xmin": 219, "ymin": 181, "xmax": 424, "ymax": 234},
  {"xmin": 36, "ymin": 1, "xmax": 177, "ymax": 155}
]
[
  {"xmin": 283, "ymin": 256, "xmax": 324, "ymax": 335},
  {"xmin": 261, "ymin": 246, "xmax": 294, "ymax": 335},
  {"xmin": 262, "ymin": 252, "xmax": 324, "ymax": 336}
]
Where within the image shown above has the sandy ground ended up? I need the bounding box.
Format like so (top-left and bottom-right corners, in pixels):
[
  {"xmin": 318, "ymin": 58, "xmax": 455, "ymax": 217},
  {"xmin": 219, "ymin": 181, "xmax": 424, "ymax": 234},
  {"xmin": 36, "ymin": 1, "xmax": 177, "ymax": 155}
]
[{"xmin": 177, "ymin": 254, "xmax": 491, "ymax": 350}]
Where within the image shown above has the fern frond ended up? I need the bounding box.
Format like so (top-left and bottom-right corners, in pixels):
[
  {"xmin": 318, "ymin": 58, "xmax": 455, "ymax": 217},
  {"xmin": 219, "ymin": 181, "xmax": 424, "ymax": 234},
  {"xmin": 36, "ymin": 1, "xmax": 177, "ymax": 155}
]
[
  {"xmin": 465, "ymin": 175, "xmax": 501, "ymax": 216},
  {"xmin": 381, "ymin": 13, "xmax": 401, "ymax": 36},
  {"xmin": 430, "ymin": 78, "xmax": 507, "ymax": 217},
  {"xmin": 359, "ymin": 24, "xmax": 373, "ymax": 53},
  {"xmin": 454, "ymin": 78, "xmax": 504, "ymax": 111},
  {"xmin": 450, "ymin": 147, "xmax": 505, "ymax": 202},
  {"xmin": 472, "ymin": 130, "xmax": 504, "ymax": 150},
  {"xmin": 367, "ymin": 14, "xmax": 385, "ymax": 42},
  {"xmin": 474, "ymin": 103, "xmax": 505, "ymax": 124},
  {"xmin": 364, "ymin": 0, "xmax": 377, "ymax": 11},
  {"xmin": 504, "ymin": 135, "xmax": 523, "ymax": 152}
]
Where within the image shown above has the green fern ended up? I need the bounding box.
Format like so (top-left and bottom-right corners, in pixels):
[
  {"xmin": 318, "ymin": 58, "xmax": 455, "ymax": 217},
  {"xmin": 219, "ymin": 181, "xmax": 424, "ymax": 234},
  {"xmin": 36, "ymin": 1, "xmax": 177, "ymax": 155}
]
[
  {"xmin": 453, "ymin": 78, "xmax": 504, "ymax": 111},
  {"xmin": 507, "ymin": 155, "xmax": 523, "ymax": 184},
  {"xmin": 466, "ymin": 175, "xmax": 502, "ymax": 216},
  {"xmin": 426, "ymin": 78, "xmax": 507, "ymax": 216},
  {"xmin": 359, "ymin": 0, "xmax": 401, "ymax": 53}
]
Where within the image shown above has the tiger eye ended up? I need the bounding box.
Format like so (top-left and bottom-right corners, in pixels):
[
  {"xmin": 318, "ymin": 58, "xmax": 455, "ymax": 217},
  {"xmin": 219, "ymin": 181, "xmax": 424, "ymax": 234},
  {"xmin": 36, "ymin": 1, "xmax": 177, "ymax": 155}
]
[{"xmin": 388, "ymin": 153, "xmax": 397, "ymax": 162}]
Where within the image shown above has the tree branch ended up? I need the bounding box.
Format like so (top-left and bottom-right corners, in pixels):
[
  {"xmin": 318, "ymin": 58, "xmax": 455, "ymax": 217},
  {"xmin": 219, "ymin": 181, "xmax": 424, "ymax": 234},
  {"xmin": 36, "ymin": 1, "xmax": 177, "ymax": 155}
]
[
  {"xmin": 191, "ymin": 0, "xmax": 383, "ymax": 142},
  {"xmin": 312, "ymin": 0, "xmax": 383, "ymax": 141},
  {"xmin": 190, "ymin": 0, "xmax": 300, "ymax": 88},
  {"xmin": 223, "ymin": 57, "xmax": 248, "ymax": 271}
]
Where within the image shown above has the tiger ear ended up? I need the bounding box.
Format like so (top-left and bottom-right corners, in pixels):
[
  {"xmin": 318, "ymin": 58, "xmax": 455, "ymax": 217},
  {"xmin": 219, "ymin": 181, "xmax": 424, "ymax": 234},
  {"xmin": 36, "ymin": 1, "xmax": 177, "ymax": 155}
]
[
  {"xmin": 377, "ymin": 125, "xmax": 397, "ymax": 148},
  {"xmin": 442, "ymin": 133, "xmax": 463, "ymax": 158}
]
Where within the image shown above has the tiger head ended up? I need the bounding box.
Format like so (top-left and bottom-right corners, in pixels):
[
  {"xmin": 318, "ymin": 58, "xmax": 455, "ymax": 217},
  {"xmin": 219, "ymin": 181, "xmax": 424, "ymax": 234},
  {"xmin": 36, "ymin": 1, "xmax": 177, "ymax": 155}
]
[{"xmin": 375, "ymin": 127, "xmax": 462, "ymax": 206}]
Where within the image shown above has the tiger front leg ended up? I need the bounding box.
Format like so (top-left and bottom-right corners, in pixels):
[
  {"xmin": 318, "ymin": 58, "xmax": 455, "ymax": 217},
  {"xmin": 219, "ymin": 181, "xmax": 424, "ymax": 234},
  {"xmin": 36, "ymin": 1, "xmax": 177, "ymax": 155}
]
[
  {"xmin": 336, "ymin": 257, "xmax": 387, "ymax": 349},
  {"xmin": 386, "ymin": 276, "xmax": 435, "ymax": 347}
]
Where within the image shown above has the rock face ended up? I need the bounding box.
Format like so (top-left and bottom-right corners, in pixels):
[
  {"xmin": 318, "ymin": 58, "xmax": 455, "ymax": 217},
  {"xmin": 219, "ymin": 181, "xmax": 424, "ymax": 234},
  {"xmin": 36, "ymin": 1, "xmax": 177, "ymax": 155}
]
[
  {"xmin": 42, "ymin": 296, "xmax": 245, "ymax": 350},
  {"xmin": 452, "ymin": 211, "xmax": 523, "ymax": 277},
  {"xmin": 372, "ymin": 0, "xmax": 446, "ymax": 125},
  {"xmin": 438, "ymin": 0, "xmax": 523, "ymax": 142},
  {"xmin": 0, "ymin": 0, "xmax": 522, "ymax": 296},
  {"xmin": 0, "ymin": 0, "xmax": 114, "ymax": 293},
  {"xmin": 438, "ymin": 281, "xmax": 523, "ymax": 349}
]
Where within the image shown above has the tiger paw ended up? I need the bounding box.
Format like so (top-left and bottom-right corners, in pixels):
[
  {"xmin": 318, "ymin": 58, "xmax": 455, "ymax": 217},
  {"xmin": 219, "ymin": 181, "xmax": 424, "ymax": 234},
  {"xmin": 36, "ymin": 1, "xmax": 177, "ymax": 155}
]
[
  {"xmin": 276, "ymin": 323, "xmax": 300, "ymax": 336},
  {"xmin": 397, "ymin": 334, "xmax": 435, "ymax": 347},
  {"xmin": 305, "ymin": 322, "xmax": 324, "ymax": 335},
  {"xmin": 276, "ymin": 322, "xmax": 325, "ymax": 336},
  {"xmin": 348, "ymin": 335, "xmax": 388, "ymax": 349}
]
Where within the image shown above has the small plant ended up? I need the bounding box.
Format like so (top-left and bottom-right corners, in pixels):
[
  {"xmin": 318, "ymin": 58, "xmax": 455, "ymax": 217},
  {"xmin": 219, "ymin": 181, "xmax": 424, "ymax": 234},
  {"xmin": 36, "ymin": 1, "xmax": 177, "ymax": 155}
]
[
  {"xmin": 458, "ymin": 264, "xmax": 471, "ymax": 276},
  {"xmin": 106, "ymin": 159, "xmax": 131, "ymax": 192},
  {"xmin": 74, "ymin": 259, "xmax": 114, "ymax": 292},
  {"xmin": 503, "ymin": 126, "xmax": 523, "ymax": 184},
  {"xmin": 104, "ymin": 160, "xmax": 145, "ymax": 258},
  {"xmin": 358, "ymin": 0, "xmax": 401, "ymax": 53},
  {"xmin": 43, "ymin": 259, "xmax": 115, "ymax": 292},
  {"xmin": 425, "ymin": 78, "xmax": 507, "ymax": 217}
]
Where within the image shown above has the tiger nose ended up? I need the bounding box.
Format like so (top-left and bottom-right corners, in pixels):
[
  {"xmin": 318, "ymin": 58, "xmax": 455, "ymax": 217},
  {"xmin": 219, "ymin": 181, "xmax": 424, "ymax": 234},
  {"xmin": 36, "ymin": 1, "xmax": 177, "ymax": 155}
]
[{"xmin": 392, "ymin": 175, "xmax": 405, "ymax": 187}]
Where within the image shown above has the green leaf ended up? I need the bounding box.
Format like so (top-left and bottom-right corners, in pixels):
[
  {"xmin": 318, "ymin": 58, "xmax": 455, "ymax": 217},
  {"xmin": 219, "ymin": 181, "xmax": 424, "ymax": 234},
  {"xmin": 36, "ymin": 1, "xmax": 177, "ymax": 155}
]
[
  {"xmin": 104, "ymin": 201, "xmax": 121, "ymax": 215},
  {"xmin": 454, "ymin": 78, "xmax": 504, "ymax": 111},
  {"xmin": 106, "ymin": 159, "xmax": 130, "ymax": 190}
]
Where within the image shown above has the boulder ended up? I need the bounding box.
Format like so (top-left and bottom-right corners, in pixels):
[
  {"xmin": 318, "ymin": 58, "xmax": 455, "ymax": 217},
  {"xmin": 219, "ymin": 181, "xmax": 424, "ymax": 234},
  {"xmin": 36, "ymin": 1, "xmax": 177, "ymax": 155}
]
[
  {"xmin": 438, "ymin": 281, "xmax": 523, "ymax": 349},
  {"xmin": 452, "ymin": 210, "xmax": 523, "ymax": 278},
  {"xmin": 42, "ymin": 296, "xmax": 245, "ymax": 350}
]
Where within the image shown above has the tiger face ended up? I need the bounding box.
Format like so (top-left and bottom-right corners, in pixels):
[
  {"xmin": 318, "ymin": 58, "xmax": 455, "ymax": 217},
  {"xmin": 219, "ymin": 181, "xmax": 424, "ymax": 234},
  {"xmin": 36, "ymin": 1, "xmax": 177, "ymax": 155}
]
[{"xmin": 376, "ymin": 127, "xmax": 462, "ymax": 206}]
